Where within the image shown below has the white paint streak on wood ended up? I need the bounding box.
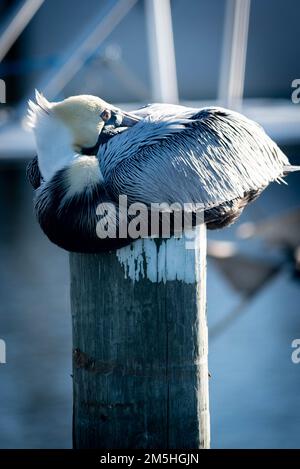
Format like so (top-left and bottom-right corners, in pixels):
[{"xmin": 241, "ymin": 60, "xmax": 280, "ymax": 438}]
[{"xmin": 116, "ymin": 230, "xmax": 201, "ymax": 284}]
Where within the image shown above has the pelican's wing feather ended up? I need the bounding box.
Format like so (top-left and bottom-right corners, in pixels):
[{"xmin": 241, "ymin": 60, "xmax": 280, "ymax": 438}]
[
  {"xmin": 99, "ymin": 106, "xmax": 290, "ymax": 209},
  {"xmin": 131, "ymin": 102, "xmax": 198, "ymax": 119},
  {"xmin": 26, "ymin": 155, "xmax": 43, "ymax": 190}
]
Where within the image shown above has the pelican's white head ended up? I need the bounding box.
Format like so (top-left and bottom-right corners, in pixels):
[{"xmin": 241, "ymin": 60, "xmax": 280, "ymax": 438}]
[{"xmin": 27, "ymin": 90, "xmax": 139, "ymax": 181}]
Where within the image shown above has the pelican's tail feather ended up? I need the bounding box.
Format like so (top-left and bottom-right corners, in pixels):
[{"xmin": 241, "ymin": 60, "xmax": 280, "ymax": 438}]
[{"xmin": 284, "ymin": 165, "xmax": 300, "ymax": 173}]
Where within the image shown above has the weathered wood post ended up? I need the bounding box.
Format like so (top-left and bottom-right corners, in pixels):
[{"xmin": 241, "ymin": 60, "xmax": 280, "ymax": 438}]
[{"xmin": 70, "ymin": 224, "xmax": 210, "ymax": 449}]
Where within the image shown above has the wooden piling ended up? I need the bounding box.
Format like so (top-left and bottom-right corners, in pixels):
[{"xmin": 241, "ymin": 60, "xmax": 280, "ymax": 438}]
[{"xmin": 70, "ymin": 225, "xmax": 210, "ymax": 449}]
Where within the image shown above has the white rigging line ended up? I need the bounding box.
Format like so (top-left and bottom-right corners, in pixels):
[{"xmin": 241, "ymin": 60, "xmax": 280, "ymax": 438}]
[
  {"xmin": 39, "ymin": 0, "xmax": 138, "ymax": 99},
  {"xmin": 218, "ymin": 0, "xmax": 251, "ymax": 109},
  {"xmin": 145, "ymin": 0, "xmax": 178, "ymax": 104},
  {"xmin": 0, "ymin": 0, "xmax": 44, "ymax": 63}
]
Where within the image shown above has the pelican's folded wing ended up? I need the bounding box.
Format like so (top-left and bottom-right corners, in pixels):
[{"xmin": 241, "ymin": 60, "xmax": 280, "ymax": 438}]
[{"xmin": 99, "ymin": 107, "xmax": 290, "ymax": 210}]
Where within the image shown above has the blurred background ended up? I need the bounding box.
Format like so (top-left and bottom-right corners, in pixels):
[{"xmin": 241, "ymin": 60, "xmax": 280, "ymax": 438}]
[{"xmin": 0, "ymin": 0, "xmax": 300, "ymax": 449}]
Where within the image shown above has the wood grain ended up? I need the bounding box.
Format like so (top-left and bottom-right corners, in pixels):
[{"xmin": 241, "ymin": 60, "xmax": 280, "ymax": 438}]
[{"xmin": 70, "ymin": 225, "xmax": 209, "ymax": 449}]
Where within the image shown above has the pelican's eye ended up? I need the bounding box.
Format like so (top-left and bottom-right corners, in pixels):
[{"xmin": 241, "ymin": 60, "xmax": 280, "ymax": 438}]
[{"xmin": 101, "ymin": 109, "xmax": 111, "ymax": 122}]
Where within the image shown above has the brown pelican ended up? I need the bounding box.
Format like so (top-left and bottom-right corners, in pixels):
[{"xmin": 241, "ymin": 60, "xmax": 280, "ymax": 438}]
[{"xmin": 27, "ymin": 91, "xmax": 299, "ymax": 253}]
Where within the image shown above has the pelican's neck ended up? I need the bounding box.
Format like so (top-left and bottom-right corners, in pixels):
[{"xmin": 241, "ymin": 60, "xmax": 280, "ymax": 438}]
[{"xmin": 33, "ymin": 114, "xmax": 76, "ymax": 182}]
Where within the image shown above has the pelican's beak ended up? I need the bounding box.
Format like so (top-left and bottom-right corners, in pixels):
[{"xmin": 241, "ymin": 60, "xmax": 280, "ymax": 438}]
[
  {"xmin": 104, "ymin": 109, "xmax": 141, "ymax": 128},
  {"xmin": 120, "ymin": 111, "xmax": 141, "ymax": 127},
  {"xmin": 82, "ymin": 110, "xmax": 141, "ymax": 155}
]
